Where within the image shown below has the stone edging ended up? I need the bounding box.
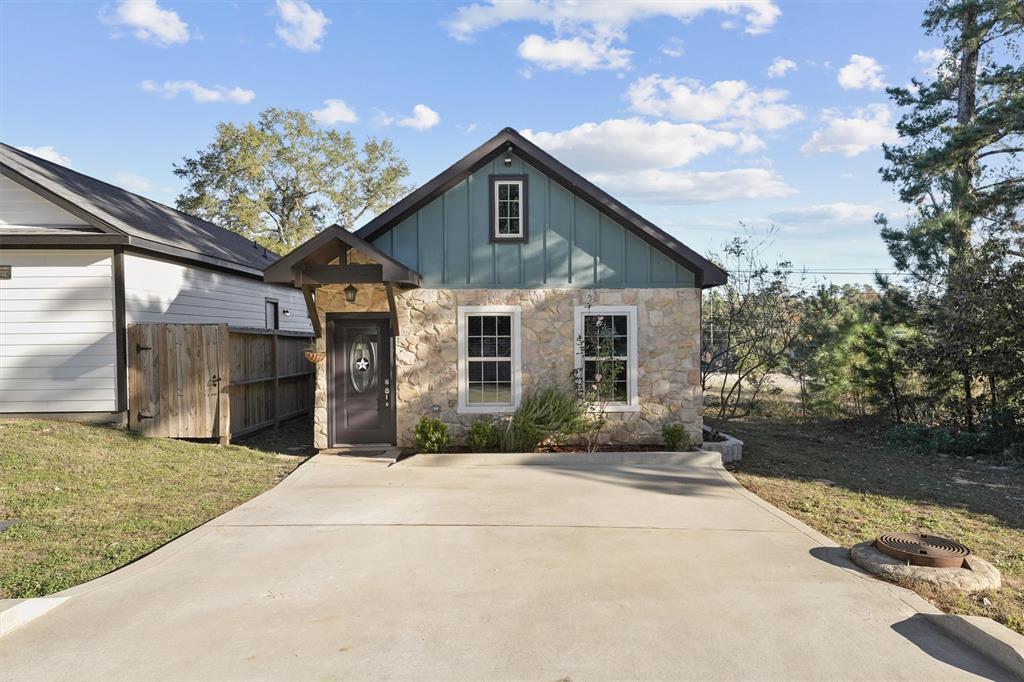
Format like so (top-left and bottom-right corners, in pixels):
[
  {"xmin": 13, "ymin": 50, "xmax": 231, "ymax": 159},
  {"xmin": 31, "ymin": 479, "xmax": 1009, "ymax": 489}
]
[{"xmin": 701, "ymin": 430, "xmax": 744, "ymax": 463}]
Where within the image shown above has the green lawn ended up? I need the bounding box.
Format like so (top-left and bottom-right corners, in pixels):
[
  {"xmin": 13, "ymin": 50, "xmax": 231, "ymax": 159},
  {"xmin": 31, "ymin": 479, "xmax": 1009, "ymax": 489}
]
[
  {"xmin": 728, "ymin": 414, "xmax": 1024, "ymax": 635},
  {"xmin": 0, "ymin": 419, "xmax": 307, "ymax": 599}
]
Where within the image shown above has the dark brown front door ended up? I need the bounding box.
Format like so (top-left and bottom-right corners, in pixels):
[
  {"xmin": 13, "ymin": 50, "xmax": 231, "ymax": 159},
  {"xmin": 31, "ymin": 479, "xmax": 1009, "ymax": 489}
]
[{"xmin": 328, "ymin": 316, "xmax": 394, "ymax": 445}]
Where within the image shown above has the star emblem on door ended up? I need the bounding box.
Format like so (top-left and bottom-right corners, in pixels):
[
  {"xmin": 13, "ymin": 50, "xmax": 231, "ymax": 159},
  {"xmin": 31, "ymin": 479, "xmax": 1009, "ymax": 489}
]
[{"xmin": 355, "ymin": 357, "xmax": 369, "ymax": 371}]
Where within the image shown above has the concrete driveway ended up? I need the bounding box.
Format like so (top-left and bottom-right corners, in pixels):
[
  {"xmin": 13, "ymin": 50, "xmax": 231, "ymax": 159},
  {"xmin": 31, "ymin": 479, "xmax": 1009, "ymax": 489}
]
[{"xmin": 1, "ymin": 451, "xmax": 1013, "ymax": 681}]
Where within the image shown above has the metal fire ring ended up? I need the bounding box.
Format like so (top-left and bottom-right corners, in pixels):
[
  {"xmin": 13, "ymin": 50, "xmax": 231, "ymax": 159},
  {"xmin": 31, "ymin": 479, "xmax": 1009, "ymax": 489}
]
[{"xmin": 874, "ymin": 532, "xmax": 971, "ymax": 568}]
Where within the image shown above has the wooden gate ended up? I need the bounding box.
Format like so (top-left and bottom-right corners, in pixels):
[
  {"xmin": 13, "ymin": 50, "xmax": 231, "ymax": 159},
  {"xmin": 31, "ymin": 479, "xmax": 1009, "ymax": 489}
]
[
  {"xmin": 127, "ymin": 324, "xmax": 228, "ymax": 440},
  {"xmin": 127, "ymin": 323, "xmax": 314, "ymax": 444}
]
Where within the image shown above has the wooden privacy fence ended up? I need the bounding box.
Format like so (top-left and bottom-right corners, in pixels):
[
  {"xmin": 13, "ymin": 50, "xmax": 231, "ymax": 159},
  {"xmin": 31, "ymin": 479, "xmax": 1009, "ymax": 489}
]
[{"xmin": 127, "ymin": 324, "xmax": 314, "ymax": 444}]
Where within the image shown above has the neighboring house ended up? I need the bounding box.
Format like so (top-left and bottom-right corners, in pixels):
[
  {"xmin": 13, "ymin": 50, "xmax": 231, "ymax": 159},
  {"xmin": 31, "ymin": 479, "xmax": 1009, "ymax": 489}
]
[
  {"xmin": 266, "ymin": 127, "xmax": 725, "ymax": 449},
  {"xmin": 0, "ymin": 144, "xmax": 311, "ymax": 417}
]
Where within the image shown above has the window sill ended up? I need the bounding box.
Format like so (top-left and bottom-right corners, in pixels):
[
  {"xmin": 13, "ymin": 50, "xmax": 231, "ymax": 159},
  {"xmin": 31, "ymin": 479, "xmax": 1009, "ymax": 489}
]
[
  {"xmin": 594, "ymin": 402, "xmax": 641, "ymax": 413},
  {"xmin": 457, "ymin": 404, "xmax": 518, "ymax": 415}
]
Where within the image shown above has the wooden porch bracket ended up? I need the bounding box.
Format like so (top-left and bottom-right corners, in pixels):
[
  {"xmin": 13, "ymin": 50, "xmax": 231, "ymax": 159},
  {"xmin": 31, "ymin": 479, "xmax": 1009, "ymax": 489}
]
[{"xmin": 386, "ymin": 283, "xmax": 400, "ymax": 336}]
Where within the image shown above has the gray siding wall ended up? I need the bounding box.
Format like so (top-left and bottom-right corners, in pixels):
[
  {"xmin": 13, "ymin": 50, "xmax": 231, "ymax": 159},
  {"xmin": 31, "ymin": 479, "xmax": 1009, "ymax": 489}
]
[
  {"xmin": 123, "ymin": 253, "xmax": 313, "ymax": 333},
  {"xmin": 0, "ymin": 249, "xmax": 117, "ymax": 413},
  {"xmin": 372, "ymin": 154, "xmax": 695, "ymax": 288}
]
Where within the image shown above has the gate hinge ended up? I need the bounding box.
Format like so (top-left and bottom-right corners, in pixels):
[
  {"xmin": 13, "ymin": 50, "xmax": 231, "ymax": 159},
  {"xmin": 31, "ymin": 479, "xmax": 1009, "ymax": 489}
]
[
  {"xmin": 136, "ymin": 413, "xmax": 153, "ymax": 421},
  {"xmin": 136, "ymin": 344, "xmax": 152, "ymax": 353}
]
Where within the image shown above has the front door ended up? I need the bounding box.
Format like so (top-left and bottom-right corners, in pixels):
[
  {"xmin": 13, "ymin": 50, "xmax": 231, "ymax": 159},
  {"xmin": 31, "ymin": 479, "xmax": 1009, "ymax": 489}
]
[{"xmin": 328, "ymin": 317, "xmax": 394, "ymax": 445}]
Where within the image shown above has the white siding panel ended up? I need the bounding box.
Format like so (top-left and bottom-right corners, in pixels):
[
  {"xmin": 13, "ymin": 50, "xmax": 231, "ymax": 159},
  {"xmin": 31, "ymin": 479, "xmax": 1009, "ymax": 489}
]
[
  {"xmin": 0, "ymin": 175, "xmax": 89, "ymax": 229},
  {"xmin": 0, "ymin": 249, "xmax": 117, "ymax": 412},
  {"xmin": 123, "ymin": 254, "xmax": 312, "ymax": 332}
]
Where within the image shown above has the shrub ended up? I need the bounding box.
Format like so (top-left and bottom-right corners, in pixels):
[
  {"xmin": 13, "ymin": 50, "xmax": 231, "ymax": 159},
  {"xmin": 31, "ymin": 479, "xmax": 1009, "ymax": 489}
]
[
  {"xmin": 496, "ymin": 386, "xmax": 588, "ymax": 453},
  {"xmin": 413, "ymin": 416, "xmax": 450, "ymax": 453},
  {"xmin": 661, "ymin": 423, "xmax": 694, "ymax": 451},
  {"xmin": 466, "ymin": 419, "xmax": 498, "ymax": 452}
]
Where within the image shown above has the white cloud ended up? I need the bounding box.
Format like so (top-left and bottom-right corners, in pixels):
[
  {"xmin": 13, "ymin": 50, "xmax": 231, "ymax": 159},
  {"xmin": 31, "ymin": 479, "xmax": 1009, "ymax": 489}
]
[
  {"xmin": 590, "ymin": 168, "xmax": 795, "ymax": 204},
  {"xmin": 915, "ymin": 47, "xmax": 951, "ymax": 80},
  {"xmin": 768, "ymin": 202, "xmax": 880, "ymax": 224},
  {"xmin": 523, "ymin": 118, "xmax": 794, "ymax": 204},
  {"xmin": 837, "ymin": 54, "xmax": 886, "ymax": 90},
  {"xmin": 103, "ymin": 0, "xmax": 189, "ymax": 46},
  {"xmin": 626, "ymin": 75, "xmax": 803, "ymax": 132},
  {"xmin": 522, "ymin": 118, "xmax": 759, "ymax": 173},
  {"xmin": 517, "ymin": 34, "xmax": 631, "ymax": 71},
  {"xmin": 445, "ymin": 1, "xmax": 778, "ymax": 72},
  {"xmin": 916, "ymin": 48, "xmax": 946, "ymax": 68},
  {"xmin": 141, "ymin": 79, "xmax": 255, "ymax": 104},
  {"xmin": 661, "ymin": 37, "xmax": 684, "ymax": 58},
  {"xmin": 311, "ymin": 99, "xmax": 358, "ymax": 125},
  {"xmin": 113, "ymin": 171, "xmax": 157, "ymax": 193},
  {"xmin": 445, "ymin": 0, "xmax": 781, "ymax": 40},
  {"xmin": 767, "ymin": 57, "xmax": 797, "ymax": 78},
  {"xmin": 398, "ymin": 104, "xmax": 441, "ymax": 131},
  {"xmin": 17, "ymin": 145, "xmax": 71, "ymax": 166},
  {"xmin": 275, "ymin": 0, "xmax": 329, "ymax": 52},
  {"xmin": 801, "ymin": 104, "xmax": 898, "ymax": 157}
]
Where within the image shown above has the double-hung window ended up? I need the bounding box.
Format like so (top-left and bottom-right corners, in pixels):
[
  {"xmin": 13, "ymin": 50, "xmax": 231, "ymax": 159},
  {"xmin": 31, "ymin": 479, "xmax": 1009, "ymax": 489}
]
[
  {"xmin": 490, "ymin": 175, "xmax": 528, "ymax": 242},
  {"xmin": 573, "ymin": 305, "xmax": 639, "ymax": 412},
  {"xmin": 458, "ymin": 305, "xmax": 522, "ymax": 413}
]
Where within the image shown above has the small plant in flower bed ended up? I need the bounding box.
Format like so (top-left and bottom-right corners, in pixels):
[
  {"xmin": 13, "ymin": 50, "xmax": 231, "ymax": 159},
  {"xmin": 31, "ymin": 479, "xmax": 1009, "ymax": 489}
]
[
  {"xmin": 496, "ymin": 386, "xmax": 588, "ymax": 453},
  {"xmin": 466, "ymin": 419, "xmax": 499, "ymax": 451},
  {"xmin": 661, "ymin": 423, "xmax": 694, "ymax": 451},
  {"xmin": 413, "ymin": 416, "xmax": 450, "ymax": 453}
]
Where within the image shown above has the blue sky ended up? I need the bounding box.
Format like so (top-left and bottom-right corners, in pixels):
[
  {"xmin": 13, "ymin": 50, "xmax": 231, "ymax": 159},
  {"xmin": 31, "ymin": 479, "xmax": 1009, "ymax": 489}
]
[{"xmin": 1, "ymin": 1, "xmax": 943, "ymax": 286}]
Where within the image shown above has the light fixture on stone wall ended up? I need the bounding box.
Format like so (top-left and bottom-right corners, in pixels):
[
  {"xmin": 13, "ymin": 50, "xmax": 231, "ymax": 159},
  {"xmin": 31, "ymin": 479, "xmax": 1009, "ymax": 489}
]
[{"xmin": 344, "ymin": 284, "xmax": 358, "ymax": 302}]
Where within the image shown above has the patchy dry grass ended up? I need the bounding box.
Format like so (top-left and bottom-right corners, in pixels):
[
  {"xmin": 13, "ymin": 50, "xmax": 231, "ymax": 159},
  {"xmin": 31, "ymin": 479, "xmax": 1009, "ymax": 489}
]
[
  {"xmin": 0, "ymin": 419, "xmax": 306, "ymax": 599},
  {"xmin": 727, "ymin": 415, "xmax": 1024, "ymax": 635}
]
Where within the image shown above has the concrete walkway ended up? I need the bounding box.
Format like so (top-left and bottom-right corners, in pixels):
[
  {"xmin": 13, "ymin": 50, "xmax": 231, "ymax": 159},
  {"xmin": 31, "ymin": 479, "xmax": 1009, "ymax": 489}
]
[{"xmin": 0, "ymin": 451, "xmax": 1014, "ymax": 681}]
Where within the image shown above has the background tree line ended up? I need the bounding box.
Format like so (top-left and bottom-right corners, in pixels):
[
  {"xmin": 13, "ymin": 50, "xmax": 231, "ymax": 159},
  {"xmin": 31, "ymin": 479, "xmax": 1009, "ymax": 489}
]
[{"xmin": 704, "ymin": 0, "xmax": 1023, "ymax": 458}]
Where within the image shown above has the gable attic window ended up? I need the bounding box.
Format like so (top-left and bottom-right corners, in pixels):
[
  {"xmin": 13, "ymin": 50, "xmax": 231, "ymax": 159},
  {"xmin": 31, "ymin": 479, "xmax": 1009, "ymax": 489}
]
[{"xmin": 490, "ymin": 175, "xmax": 528, "ymax": 243}]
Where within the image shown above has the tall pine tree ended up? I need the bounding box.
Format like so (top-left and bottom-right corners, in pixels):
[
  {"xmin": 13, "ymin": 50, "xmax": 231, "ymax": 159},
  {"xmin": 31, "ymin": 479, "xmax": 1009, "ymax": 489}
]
[{"xmin": 877, "ymin": 0, "xmax": 1023, "ymax": 431}]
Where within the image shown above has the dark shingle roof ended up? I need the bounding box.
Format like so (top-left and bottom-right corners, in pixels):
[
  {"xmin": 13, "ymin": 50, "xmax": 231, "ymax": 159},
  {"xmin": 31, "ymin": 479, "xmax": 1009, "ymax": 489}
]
[{"xmin": 0, "ymin": 143, "xmax": 277, "ymax": 276}]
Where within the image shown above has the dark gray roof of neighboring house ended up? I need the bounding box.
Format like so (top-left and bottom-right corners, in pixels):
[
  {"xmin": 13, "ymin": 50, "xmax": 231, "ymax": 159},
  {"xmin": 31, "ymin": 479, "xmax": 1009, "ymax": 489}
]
[
  {"xmin": 355, "ymin": 127, "xmax": 727, "ymax": 288},
  {"xmin": 0, "ymin": 143, "xmax": 277, "ymax": 276}
]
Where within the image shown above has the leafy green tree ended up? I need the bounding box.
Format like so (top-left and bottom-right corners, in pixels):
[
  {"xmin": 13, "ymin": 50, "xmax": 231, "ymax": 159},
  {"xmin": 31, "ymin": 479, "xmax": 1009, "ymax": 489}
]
[
  {"xmin": 174, "ymin": 108, "xmax": 410, "ymax": 252},
  {"xmin": 785, "ymin": 285, "xmax": 874, "ymax": 416}
]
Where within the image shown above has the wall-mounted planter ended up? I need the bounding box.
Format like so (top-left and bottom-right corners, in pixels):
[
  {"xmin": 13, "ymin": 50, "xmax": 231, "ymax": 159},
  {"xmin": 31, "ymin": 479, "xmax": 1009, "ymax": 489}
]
[
  {"xmin": 304, "ymin": 351, "xmax": 326, "ymax": 364},
  {"xmin": 701, "ymin": 426, "xmax": 743, "ymax": 463}
]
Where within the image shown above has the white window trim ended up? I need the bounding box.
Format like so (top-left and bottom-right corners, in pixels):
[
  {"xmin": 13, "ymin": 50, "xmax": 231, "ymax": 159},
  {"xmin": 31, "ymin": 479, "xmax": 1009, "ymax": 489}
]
[
  {"xmin": 493, "ymin": 179, "xmax": 524, "ymax": 239},
  {"xmin": 457, "ymin": 305, "xmax": 522, "ymax": 414},
  {"xmin": 573, "ymin": 305, "xmax": 639, "ymax": 413}
]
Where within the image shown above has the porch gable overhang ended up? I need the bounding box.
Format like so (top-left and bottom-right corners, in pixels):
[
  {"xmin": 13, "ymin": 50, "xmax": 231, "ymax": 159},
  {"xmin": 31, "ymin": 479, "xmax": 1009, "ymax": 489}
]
[
  {"xmin": 263, "ymin": 224, "xmax": 421, "ymax": 337},
  {"xmin": 264, "ymin": 224, "xmax": 422, "ymax": 288}
]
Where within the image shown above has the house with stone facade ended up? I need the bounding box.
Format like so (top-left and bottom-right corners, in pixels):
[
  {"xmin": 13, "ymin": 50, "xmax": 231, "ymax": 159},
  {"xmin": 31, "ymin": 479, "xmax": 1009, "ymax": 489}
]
[{"xmin": 264, "ymin": 127, "xmax": 726, "ymax": 450}]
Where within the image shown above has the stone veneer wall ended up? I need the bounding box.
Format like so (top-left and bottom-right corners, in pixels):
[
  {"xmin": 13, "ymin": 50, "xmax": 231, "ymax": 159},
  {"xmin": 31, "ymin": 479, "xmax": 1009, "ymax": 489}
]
[{"xmin": 312, "ymin": 281, "xmax": 702, "ymax": 450}]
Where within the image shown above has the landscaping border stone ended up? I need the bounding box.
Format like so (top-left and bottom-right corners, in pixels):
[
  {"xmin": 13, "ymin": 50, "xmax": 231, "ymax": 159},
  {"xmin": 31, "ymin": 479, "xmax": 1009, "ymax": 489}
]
[
  {"xmin": 850, "ymin": 540, "xmax": 1002, "ymax": 592},
  {"xmin": 701, "ymin": 428, "xmax": 743, "ymax": 463}
]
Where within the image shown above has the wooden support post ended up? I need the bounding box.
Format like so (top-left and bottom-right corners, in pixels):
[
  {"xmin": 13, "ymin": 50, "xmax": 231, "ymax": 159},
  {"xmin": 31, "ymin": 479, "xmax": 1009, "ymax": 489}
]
[
  {"xmin": 217, "ymin": 323, "xmax": 231, "ymax": 445},
  {"xmin": 272, "ymin": 331, "xmax": 280, "ymax": 430}
]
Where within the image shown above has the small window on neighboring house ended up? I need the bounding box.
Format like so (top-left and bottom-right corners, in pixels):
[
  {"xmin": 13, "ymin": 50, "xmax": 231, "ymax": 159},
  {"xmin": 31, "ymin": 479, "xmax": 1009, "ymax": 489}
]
[
  {"xmin": 490, "ymin": 175, "xmax": 528, "ymax": 242},
  {"xmin": 458, "ymin": 306, "xmax": 522, "ymax": 413},
  {"xmin": 265, "ymin": 299, "xmax": 279, "ymax": 330},
  {"xmin": 574, "ymin": 305, "xmax": 639, "ymax": 412}
]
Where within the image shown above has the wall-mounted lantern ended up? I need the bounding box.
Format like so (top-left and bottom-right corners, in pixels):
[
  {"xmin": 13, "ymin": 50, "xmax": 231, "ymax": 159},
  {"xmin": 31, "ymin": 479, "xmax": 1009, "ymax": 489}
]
[{"xmin": 344, "ymin": 284, "xmax": 358, "ymax": 302}]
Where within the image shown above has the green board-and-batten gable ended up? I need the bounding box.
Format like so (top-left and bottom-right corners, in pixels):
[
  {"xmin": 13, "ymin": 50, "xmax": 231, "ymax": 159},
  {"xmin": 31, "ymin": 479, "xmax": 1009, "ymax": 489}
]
[{"xmin": 357, "ymin": 128, "xmax": 727, "ymax": 290}]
